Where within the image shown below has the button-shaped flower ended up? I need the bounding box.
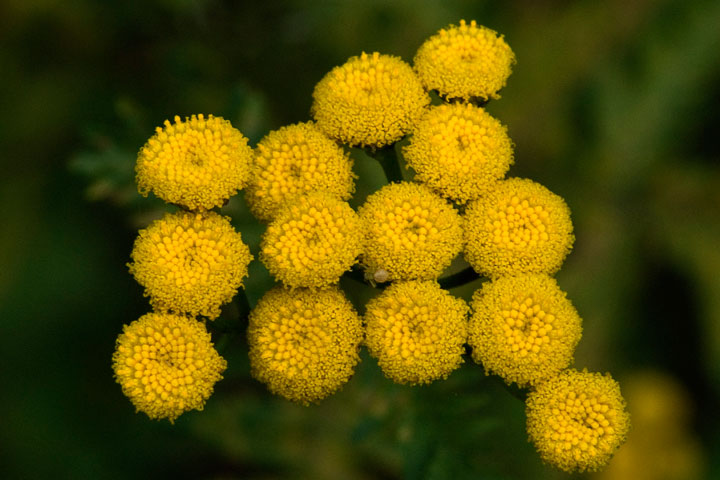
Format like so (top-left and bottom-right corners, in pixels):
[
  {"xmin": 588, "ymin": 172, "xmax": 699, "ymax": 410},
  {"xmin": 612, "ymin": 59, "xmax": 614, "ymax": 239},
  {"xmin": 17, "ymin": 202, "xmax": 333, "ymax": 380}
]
[
  {"xmin": 260, "ymin": 193, "xmax": 363, "ymax": 288},
  {"xmin": 364, "ymin": 281, "xmax": 468, "ymax": 385},
  {"xmin": 414, "ymin": 20, "xmax": 515, "ymax": 101},
  {"xmin": 464, "ymin": 178, "xmax": 574, "ymax": 277},
  {"xmin": 136, "ymin": 114, "xmax": 253, "ymax": 210},
  {"xmin": 112, "ymin": 312, "xmax": 227, "ymax": 422},
  {"xmin": 403, "ymin": 103, "xmax": 514, "ymax": 203},
  {"xmin": 359, "ymin": 182, "xmax": 463, "ymax": 281},
  {"xmin": 246, "ymin": 122, "xmax": 356, "ymax": 222},
  {"xmin": 526, "ymin": 369, "xmax": 630, "ymax": 472},
  {"xmin": 468, "ymin": 274, "xmax": 582, "ymax": 387},
  {"xmin": 128, "ymin": 211, "xmax": 252, "ymax": 320},
  {"xmin": 247, "ymin": 287, "xmax": 363, "ymax": 404},
  {"xmin": 312, "ymin": 52, "xmax": 430, "ymax": 147}
]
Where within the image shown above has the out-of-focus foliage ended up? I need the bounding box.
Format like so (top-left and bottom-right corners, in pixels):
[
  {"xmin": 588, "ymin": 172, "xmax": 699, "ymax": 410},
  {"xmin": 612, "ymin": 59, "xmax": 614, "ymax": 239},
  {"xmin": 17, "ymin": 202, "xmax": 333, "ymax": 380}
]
[{"xmin": 1, "ymin": 0, "xmax": 719, "ymax": 478}]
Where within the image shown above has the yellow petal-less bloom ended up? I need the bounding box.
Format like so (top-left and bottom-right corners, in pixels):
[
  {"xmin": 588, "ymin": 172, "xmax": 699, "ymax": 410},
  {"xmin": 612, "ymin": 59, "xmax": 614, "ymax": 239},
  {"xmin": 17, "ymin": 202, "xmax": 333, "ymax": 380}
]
[
  {"xmin": 136, "ymin": 114, "xmax": 253, "ymax": 210},
  {"xmin": 464, "ymin": 178, "xmax": 574, "ymax": 278},
  {"xmin": 526, "ymin": 369, "xmax": 631, "ymax": 473},
  {"xmin": 311, "ymin": 52, "xmax": 430, "ymax": 148},
  {"xmin": 246, "ymin": 122, "xmax": 356, "ymax": 222},
  {"xmin": 403, "ymin": 103, "xmax": 514, "ymax": 203},
  {"xmin": 112, "ymin": 312, "xmax": 227, "ymax": 422},
  {"xmin": 414, "ymin": 20, "xmax": 515, "ymax": 101},
  {"xmin": 247, "ymin": 286, "xmax": 363, "ymax": 404},
  {"xmin": 128, "ymin": 211, "xmax": 253, "ymax": 320},
  {"xmin": 364, "ymin": 281, "xmax": 468, "ymax": 385},
  {"xmin": 260, "ymin": 193, "xmax": 363, "ymax": 288},
  {"xmin": 468, "ymin": 274, "xmax": 582, "ymax": 387},
  {"xmin": 358, "ymin": 182, "xmax": 463, "ymax": 281}
]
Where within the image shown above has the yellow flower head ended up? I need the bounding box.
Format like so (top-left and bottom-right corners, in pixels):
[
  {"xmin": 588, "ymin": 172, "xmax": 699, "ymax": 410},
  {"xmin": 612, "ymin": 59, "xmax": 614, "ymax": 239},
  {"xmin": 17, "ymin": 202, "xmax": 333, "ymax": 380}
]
[
  {"xmin": 468, "ymin": 274, "xmax": 582, "ymax": 387},
  {"xmin": 247, "ymin": 286, "xmax": 363, "ymax": 404},
  {"xmin": 136, "ymin": 114, "xmax": 253, "ymax": 210},
  {"xmin": 464, "ymin": 178, "xmax": 574, "ymax": 278},
  {"xmin": 260, "ymin": 193, "xmax": 363, "ymax": 288},
  {"xmin": 128, "ymin": 211, "xmax": 253, "ymax": 320},
  {"xmin": 364, "ymin": 281, "xmax": 468, "ymax": 385},
  {"xmin": 311, "ymin": 52, "xmax": 430, "ymax": 147},
  {"xmin": 246, "ymin": 122, "xmax": 356, "ymax": 222},
  {"xmin": 359, "ymin": 182, "xmax": 463, "ymax": 281},
  {"xmin": 414, "ymin": 20, "xmax": 515, "ymax": 101},
  {"xmin": 112, "ymin": 312, "xmax": 227, "ymax": 422},
  {"xmin": 526, "ymin": 369, "xmax": 631, "ymax": 473},
  {"xmin": 403, "ymin": 103, "xmax": 514, "ymax": 203}
]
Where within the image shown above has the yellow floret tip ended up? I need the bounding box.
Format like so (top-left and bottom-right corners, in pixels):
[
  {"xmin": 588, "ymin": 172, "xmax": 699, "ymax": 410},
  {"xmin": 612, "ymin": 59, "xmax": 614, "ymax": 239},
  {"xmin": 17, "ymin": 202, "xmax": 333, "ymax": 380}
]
[
  {"xmin": 526, "ymin": 369, "xmax": 631, "ymax": 473},
  {"xmin": 246, "ymin": 122, "xmax": 356, "ymax": 222},
  {"xmin": 359, "ymin": 182, "xmax": 463, "ymax": 281},
  {"xmin": 260, "ymin": 193, "xmax": 363, "ymax": 288},
  {"xmin": 468, "ymin": 274, "xmax": 582, "ymax": 387},
  {"xmin": 136, "ymin": 114, "xmax": 253, "ymax": 210},
  {"xmin": 464, "ymin": 178, "xmax": 574, "ymax": 277},
  {"xmin": 404, "ymin": 103, "xmax": 514, "ymax": 203},
  {"xmin": 364, "ymin": 281, "xmax": 468, "ymax": 385},
  {"xmin": 128, "ymin": 210, "xmax": 253, "ymax": 319},
  {"xmin": 414, "ymin": 20, "xmax": 515, "ymax": 101},
  {"xmin": 311, "ymin": 52, "xmax": 430, "ymax": 147},
  {"xmin": 112, "ymin": 312, "xmax": 227, "ymax": 422},
  {"xmin": 247, "ymin": 287, "xmax": 363, "ymax": 404}
]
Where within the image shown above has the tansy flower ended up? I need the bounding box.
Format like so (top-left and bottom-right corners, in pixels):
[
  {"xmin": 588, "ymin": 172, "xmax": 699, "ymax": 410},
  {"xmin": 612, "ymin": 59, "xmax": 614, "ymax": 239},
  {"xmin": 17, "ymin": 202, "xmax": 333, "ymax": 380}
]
[
  {"xmin": 526, "ymin": 369, "xmax": 631, "ymax": 473},
  {"xmin": 246, "ymin": 122, "xmax": 356, "ymax": 222},
  {"xmin": 403, "ymin": 103, "xmax": 514, "ymax": 203},
  {"xmin": 358, "ymin": 182, "xmax": 463, "ymax": 281},
  {"xmin": 464, "ymin": 178, "xmax": 574, "ymax": 278},
  {"xmin": 112, "ymin": 312, "xmax": 227, "ymax": 422},
  {"xmin": 260, "ymin": 193, "xmax": 363, "ymax": 288},
  {"xmin": 364, "ymin": 281, "xmax": 468, "ymax": 385},
  {"xmin": 468, "ymin": 274, "xmax": 582, "ymax": 387},
  {"xmin": 247, "ymin": 286, "xmax": 363, "ymax": 404},
  {"xmin": 136, "ymin": 114, "xmax": 253, "ymax": 210},
  {"xmin": 311, "ymin": 52, "xmax": 430, "ymax": 148},
  {"xmin": 414, "ymin": 20, "xmax": 515, "ymax": 101},
  {"xmin": 128, "ymin": 211, "xmax": 252, "ymax": 320}
]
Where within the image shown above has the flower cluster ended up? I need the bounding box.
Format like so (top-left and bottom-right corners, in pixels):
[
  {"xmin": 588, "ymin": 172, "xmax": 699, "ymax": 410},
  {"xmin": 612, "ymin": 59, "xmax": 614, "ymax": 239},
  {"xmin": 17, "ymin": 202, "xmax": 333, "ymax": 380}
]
[
  {"xmin": 114, "ymin": 114, "xmax": 254, "ymax": 421},
  {"xmin": 113, "ymin": 19, "xmax": 628, "ymax": 473}
]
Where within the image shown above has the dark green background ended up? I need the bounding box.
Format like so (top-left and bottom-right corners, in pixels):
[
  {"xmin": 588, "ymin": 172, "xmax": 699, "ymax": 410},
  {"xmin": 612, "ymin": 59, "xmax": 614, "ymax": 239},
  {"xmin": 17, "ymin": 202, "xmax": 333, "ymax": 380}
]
[{"xmin": 2, "ymin": 1, "xmax": 719, "ymax": 478}]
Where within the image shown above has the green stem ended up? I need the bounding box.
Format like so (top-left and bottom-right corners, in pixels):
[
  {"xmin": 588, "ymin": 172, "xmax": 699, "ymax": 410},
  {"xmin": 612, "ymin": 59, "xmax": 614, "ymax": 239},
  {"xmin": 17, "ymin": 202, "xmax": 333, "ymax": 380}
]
[
  {"xmin": 438, "ymin": 266, "xmax": 481, "ymax": 289},
  {"xmin": 237, "ymin": 287, "xmax": 251, "ymax": 318},
  {"xmin": 368, "ymin": 145, "xmax": 403, "ymax": 183}
]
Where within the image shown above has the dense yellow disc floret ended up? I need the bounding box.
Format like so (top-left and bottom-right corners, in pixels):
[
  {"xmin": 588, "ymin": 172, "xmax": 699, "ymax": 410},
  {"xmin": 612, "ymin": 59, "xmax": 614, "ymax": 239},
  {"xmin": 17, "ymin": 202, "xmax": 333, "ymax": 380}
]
[
  {"xmin": 136, "ymin": 114, "xmax": 253, "ymax": 210},
  {"xmin": 414, "ymin": 20, "xmax": 515, "ymax": 101},
  {"xmin": 358, "ymin": 182, "xmax": 463, "ymax": 281},
  {"xmin": 247, "ymin": 287, "xmax": 363, "ymax": 404},
  {"xmin": 468, "ymin": 274, "xmax": 582, "ymax": 387},
  {"xmin": 128, "ymin": 211, "xmax": 253, "ymax": 320},
  {"xmin": 246, "ymin": 122, "xmax": 356, "ymax": 222},
  {"xmin": 526, "ymin": 369, "xmax": 631, "ymax": 473},
  {"xmin": 311, "ymin": 52, "xmax": 430, "ymax": 147},
  {"xmin": 364, "ymin": 281, "xmax": 468, "ymax": 385},
  {"xmin": 260, "ymin": 193, "xmax": 363, "ymax": 288},
  {"xmin": 464, "ymin": 178, "xmax": 574, "ymax": 278},
  {"xmin": 112, "ymin": 312, "xmax": 227, "ymax": 422},
  {"xmin": 403, "ymin": 103, "xmax": 514, "ymax": 203}
]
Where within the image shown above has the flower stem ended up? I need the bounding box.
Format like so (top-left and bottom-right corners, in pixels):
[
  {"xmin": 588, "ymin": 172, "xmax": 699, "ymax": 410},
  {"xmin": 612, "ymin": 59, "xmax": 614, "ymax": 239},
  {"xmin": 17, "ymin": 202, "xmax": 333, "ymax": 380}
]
[
  {"xmin": 438, "ymin": 266, "xmax": 481, "ymax": 289},
  {"xmin": 368, "ymin": 145, "xmax": 403, "ymax": 183},
  {"xmin": 237, "ymin": 287, "xmax": 251, "ymax": 319}
]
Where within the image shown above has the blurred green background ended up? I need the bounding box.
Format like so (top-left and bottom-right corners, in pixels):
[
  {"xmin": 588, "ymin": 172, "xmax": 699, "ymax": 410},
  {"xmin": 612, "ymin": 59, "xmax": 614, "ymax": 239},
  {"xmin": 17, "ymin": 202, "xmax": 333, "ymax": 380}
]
[{"xmin": 2, "ymin": 0, "xmax": 719, "ymax": 478}]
